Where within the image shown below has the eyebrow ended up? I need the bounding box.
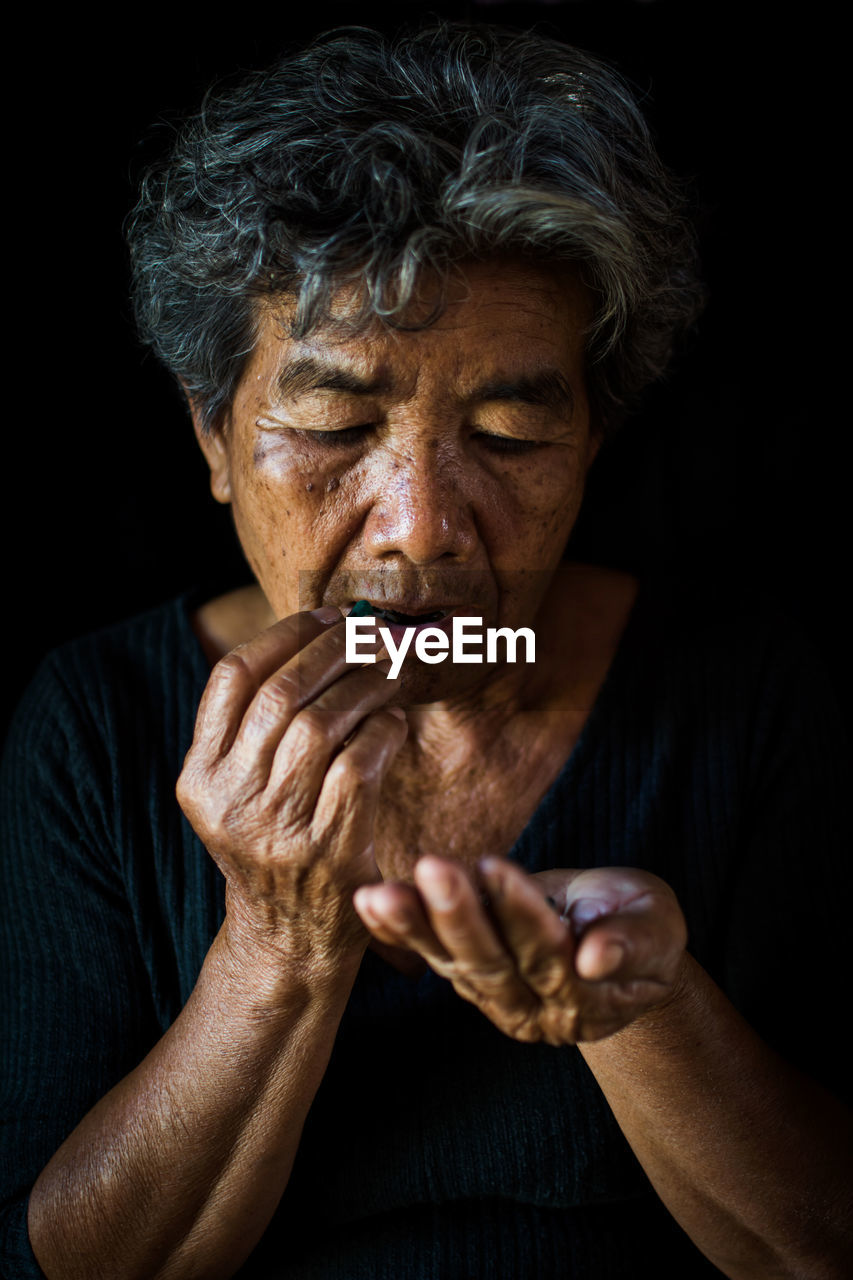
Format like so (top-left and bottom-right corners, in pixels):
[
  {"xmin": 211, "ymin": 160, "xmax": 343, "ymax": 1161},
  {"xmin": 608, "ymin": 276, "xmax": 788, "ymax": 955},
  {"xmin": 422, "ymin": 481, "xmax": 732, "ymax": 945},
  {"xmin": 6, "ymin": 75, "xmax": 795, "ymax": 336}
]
[
  {"xmin": 474, "ymin": 371, "xmax": 576, "ymax": 416},
  {"xmin": 276, "ymin": 357, "xmax": 576, "ymax": 416},
  {"xmin": 276, "ymin": 356, "xmax": 391, "ymax": 400}
]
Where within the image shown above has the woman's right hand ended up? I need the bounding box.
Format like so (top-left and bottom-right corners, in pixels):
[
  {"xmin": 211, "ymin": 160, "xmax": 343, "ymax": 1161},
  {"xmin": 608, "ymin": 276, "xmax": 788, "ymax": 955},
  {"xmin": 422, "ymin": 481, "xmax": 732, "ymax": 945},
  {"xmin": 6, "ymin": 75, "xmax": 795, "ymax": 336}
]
[
  {"xmin": 176, "ymin": 606, "xmax": 408, "ymax": 976},
  {"xmin": 28, "ymin": 606, "xmax": 407, "ymax": 1280}
]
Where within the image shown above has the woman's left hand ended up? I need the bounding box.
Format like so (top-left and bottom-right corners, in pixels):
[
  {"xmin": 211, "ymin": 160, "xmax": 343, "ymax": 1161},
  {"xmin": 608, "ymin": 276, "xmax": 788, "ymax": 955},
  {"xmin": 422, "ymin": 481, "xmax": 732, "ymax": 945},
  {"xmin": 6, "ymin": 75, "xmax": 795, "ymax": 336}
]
[{"xmin": 353, "ymin": 857, "xmax": 687, "ymax": 1044}]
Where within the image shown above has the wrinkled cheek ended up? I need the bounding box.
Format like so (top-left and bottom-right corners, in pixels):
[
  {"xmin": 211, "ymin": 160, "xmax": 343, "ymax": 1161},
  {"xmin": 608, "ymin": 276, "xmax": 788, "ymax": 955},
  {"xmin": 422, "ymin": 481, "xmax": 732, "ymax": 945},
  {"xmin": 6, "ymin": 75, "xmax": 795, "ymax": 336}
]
[
  {"xmin": 491, "ymin": 457, "xmax": 587, "ymax": 561},
  {"xmin": 233, "ymin": 447, "xmax": 365, "ymax": 606},
  {"xmin": 531, "ymin": 479, "xmax": 586, "ymax": 554},
  {"xmin": 490, "ymin": 467, "xmax": 587, "ymax": 628},
  {"xmin": 229, "ymin": 451, "xmax": 318, "ymax": 588}
]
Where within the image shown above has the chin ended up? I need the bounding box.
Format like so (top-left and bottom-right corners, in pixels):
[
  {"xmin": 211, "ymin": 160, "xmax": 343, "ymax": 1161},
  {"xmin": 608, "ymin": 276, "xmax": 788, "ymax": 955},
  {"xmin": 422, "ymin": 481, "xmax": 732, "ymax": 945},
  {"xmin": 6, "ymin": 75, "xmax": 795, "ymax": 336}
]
[{"xmin": 384, "ymin": 655, "xmax": 504, "ymax": 707}]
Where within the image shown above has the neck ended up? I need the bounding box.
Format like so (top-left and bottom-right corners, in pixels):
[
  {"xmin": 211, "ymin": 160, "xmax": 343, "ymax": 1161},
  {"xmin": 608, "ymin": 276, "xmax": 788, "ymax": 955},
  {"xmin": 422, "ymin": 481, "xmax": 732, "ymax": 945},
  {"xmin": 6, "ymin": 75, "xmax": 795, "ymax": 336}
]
[{"xmin": 395, "ymin": 660, "xmax": 543, "ymax": 771}]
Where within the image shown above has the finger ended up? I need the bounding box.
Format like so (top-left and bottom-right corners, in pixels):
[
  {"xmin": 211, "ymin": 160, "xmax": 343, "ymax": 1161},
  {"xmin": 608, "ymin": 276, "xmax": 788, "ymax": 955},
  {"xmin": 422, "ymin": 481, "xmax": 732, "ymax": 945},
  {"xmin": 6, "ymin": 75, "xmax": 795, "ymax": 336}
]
[
  {"xmin": 231, "ymin": 619, "xmax": 355, "ymax": 761},
  {"xmin": 412, "ymin": 857, "xmax": 542, "ymax": 1018},
  {"xmin": 310, "ymin": 706, "xmax": 409, "ymax": 853},
  {"xmin": 359, "ymin": 870, "xmax": 541, "ymax": 1035},
  {"xmin": 574, "ymin": 892, "xmax": 686, "ymax": 985},
  {"xmin": 414, "ymin": 857, "xmax": 516, "ymax": 971},
  {"xmin": 246, "ymin": 658, "xmax": 397, "ymax": 790},
  {"xmin": 193, "ymin": 608, "xmax": 342, "ymax": 757},
  {"xmin": 529, "ymin": 868, "xmax": 587, "ymax": 916},
  {"xmin": 354, "ymin": 882, "xmax": 452, "ymax": 967},
  {"xmin": 228, "ymin": 609, "xmax": 397, "ymax": 776},
  {"xmin": 561, "ymin": 867, "xmax": 668, "ymax": 928},
  {"xmin": 477, "ymin": 857, "xmax": 576, "ymax": 999}
]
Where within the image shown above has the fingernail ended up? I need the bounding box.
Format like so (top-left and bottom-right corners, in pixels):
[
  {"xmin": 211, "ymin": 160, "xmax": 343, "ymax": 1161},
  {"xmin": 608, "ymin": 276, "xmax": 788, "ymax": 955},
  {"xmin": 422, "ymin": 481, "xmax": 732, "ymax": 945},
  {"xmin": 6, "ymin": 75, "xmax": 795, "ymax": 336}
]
[
  {"xmin": 386, "ymin": 707, "xmax": 407, "ymax": 721},
  {"xmin": 311, "ymin": 606, "xmax": 340, "ymax": 623},
  {"xmin": 568, "ymin": 898, "xmax": 607, "ymax": 933}
]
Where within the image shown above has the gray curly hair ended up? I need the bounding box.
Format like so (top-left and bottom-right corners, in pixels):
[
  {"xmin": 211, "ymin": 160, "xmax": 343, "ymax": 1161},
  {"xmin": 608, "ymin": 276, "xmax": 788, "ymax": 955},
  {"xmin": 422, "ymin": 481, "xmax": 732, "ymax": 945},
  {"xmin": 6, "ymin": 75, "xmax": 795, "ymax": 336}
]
[{"xmin": 127, "ymin": 22, "xmax": 703, "ymax": 435}]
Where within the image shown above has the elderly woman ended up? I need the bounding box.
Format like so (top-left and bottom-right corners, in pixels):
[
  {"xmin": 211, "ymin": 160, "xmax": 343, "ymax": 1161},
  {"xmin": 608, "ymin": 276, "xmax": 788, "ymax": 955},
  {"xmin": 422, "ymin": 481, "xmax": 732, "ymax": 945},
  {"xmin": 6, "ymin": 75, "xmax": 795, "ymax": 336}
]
[{"xmin": 1, "ymin": 22, "xmax": 851, "ymax": 1280}]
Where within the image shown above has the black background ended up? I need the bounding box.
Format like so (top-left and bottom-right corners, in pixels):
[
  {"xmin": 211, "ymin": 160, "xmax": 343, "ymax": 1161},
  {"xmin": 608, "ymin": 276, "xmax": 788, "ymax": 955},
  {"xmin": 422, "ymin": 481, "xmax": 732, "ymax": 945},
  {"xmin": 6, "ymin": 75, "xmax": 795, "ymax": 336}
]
[{"xmin": 6, "ymin": 1, "xmax": 849, "ymax": 734}]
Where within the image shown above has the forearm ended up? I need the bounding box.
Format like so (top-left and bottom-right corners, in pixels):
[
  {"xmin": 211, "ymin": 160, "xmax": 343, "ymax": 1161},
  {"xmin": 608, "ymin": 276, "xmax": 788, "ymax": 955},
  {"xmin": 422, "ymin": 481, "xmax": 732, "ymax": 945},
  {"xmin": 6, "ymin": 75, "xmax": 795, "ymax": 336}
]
[
  {"xmin": 28, "ymin": 920, "xmax": 363, "ymax": 1280},
  {"xmin": 580, "ymin": 953, "xmax": 853, "ymax": 1279}
]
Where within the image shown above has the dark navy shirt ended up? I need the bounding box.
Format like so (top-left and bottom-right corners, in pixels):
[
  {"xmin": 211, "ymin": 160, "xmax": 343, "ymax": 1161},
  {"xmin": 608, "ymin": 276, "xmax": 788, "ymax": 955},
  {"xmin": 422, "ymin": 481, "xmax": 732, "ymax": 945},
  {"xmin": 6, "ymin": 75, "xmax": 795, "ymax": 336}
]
[{"xmin": 2, "ymin": 578, "xmax": 850, "ymax": 1278}]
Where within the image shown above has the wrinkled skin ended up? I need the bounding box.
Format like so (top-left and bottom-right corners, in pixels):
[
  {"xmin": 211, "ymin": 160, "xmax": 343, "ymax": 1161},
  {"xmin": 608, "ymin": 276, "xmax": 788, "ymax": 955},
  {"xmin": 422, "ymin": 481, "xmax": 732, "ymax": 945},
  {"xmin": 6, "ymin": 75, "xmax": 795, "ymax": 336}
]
[
  {"xmin": 192, "ymin": 257, "xmax": 600, "ymax": 707},
  {"xmin": 177, "ymin": 610, "xmax": 408, "ymax": 971},
  {"xmin": 180, "ymin": 257, "xmax": 688, "ymax": 1033},
  {"xmin": 354, "ymin": 857, "xmax": 687, "ymax": 1044}
]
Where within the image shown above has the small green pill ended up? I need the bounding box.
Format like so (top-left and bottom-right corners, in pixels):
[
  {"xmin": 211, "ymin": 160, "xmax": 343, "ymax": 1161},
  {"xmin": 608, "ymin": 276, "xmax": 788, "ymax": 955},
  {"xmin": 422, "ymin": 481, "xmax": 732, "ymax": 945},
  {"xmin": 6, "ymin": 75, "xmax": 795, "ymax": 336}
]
[{"xmin": 350, "ymin": 599, "xmax": 378, "ymax": 617}]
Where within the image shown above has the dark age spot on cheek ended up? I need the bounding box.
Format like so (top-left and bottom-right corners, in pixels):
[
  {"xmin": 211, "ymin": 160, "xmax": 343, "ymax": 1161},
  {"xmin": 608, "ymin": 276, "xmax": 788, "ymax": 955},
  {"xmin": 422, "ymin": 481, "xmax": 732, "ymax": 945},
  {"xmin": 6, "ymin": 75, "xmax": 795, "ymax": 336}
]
[
  {"xmin": 327, "ymin": 477, "xmax": 339, "ymax": 493},
  {"xmin": 306, "ymin": 481, "xmax": 314, "ymax": 492}
]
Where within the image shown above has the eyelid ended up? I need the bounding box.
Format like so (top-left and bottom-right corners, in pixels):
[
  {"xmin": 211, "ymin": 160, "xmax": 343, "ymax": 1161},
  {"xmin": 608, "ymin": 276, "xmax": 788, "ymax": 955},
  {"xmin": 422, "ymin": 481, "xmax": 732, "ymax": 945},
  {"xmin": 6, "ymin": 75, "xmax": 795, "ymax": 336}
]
[
  {"xmin": 257, "ymin": 412, "xmax": 375, "ymax": 434},
  {"xmin": 475, "ymin": 431, "xmax": 541, "ymax": 454},
  {"xmin": 304, "ymin": 424, "xmax": 374, "ymax": 444},
  {"xmin": 303, "ymin": 428, "xmax": 540, "ymax": 453},
  {"xmin": 263, "ymin": 420, "xmax": 542, "ymax": 455}
]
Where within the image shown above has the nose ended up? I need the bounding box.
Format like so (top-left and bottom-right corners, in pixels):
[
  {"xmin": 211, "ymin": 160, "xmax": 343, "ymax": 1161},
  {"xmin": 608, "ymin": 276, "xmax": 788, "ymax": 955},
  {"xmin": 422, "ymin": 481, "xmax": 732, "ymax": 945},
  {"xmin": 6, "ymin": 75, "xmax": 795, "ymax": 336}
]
[{"xmin": 362, "ymin": 443, "xmax": 478, "ymax": 566}]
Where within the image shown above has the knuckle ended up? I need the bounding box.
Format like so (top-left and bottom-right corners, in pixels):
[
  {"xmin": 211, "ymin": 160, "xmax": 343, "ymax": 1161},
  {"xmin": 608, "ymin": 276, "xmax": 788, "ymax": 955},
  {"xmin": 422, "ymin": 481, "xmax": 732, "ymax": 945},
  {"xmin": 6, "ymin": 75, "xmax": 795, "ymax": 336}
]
[
  {"xmin": 214, "ymin": 650, "xmax": 252, "ymax": 686},
  {"xmin": 175, "ymin": 759, "xmax": 207, "ymax": 812},
  {"xmin": 181, "ymin": 791, "xmax": 226, "ymax": 844},
  {"xmin": 290, "ymin": 704, "xmax": 337, "ymax": 747},
  {"xmin": 329, "ymin": 753, "xmax": 382, "ymax": 789},
  {"xmin": 175, "ymin": 768, "xmax": 192, "ymax": 807},
  {"xmin": 194, "ymin": 793, "xmax": 232, "ymax": 839},
  {"xmin": 345, "ymin": 760, "xmax": 382, "ymax": 789},
  {"xmin": 545, "ymin": 1002, "xmax": 581, "ymax": 1045},
  {"xmin": 526, "ymin": 960, "xmax": 568, "ymax": 1000},
  {"xmin": 255, "ymin": 671, "xmax": 301, "ymax": 721},
  {"xmin": 457, "ymin": 959, "xmax": 514, "ymax": 997},
  {"xmin": 500, "ymin": 1007, "xmax": 542, "ymax": 1043},
  {"xmin": 431, "ymin": 958, "xmax": 464, "ymax": 988},
  {"xmin": 176, "ymin": 764, "xmax": 259, "ymax": 848}
]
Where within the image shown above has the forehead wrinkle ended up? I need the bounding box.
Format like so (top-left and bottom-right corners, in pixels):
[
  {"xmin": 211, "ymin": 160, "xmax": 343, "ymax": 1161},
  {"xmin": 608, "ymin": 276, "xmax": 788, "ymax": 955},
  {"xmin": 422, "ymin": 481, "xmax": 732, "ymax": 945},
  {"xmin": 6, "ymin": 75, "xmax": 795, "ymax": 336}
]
[{"xmin": 265, "ymin": 296, "xmax": 585, "ymax": 417}]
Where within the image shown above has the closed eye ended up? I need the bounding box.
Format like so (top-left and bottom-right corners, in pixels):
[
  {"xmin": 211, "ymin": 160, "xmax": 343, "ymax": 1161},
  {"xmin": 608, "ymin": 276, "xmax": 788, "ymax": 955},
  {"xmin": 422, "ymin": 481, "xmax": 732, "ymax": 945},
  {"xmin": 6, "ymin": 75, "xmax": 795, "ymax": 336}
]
[
  {"xmin": 302, "ymin": 426, "xmax": 541, "ymax": 454},
  {"xmin": 305, "ymin": 425, "xmax": 375, "ymax": 446},
  {"xmin": 475, "ymin": 433, "xmax": 541, "ymax": 455}
]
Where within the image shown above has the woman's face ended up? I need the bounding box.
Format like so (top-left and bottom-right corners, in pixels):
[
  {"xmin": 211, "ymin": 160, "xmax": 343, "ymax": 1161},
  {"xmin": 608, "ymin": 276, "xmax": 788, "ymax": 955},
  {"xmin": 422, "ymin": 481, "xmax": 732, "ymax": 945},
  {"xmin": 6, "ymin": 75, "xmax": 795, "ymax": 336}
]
[{"xmin": 196, "ymin": 257, "xmax": 600, "ymax": 702}]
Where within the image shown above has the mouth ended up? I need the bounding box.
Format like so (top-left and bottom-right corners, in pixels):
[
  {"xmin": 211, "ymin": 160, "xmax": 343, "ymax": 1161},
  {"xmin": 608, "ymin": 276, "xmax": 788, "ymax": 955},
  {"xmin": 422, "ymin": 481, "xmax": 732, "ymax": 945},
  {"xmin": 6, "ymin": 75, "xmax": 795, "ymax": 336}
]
[{"xmin": 346, "ymin": 600, "xmax": 460, "ymax": 627}]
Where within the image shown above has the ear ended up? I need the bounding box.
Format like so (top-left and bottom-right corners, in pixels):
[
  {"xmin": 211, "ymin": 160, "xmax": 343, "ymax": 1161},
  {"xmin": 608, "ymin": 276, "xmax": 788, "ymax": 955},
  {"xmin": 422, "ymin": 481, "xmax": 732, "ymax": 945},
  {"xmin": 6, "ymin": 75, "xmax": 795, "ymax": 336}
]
[
  {"xmin": 587, "ymin": 426, "xmax": 604, "ymax": 469},
  {"xmin": 185, "ymin": 392, "xmax": 232, "ymax": 505}
]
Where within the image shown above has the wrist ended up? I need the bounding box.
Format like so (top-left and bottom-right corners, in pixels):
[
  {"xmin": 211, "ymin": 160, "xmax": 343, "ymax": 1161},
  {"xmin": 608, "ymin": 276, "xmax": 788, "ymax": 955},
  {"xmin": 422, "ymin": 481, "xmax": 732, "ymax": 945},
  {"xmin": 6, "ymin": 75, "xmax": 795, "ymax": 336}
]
[
  {"xmin": 629, "ymin": 950, "xmax": 697, "ymax": 1031},
  {"xmin": 580, "ymin": 951, "xmax": 699, "ymax": 1058},
  {"xmin": 214, "ymin": 894, "xmax": 367, "ymax": 1011}
]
